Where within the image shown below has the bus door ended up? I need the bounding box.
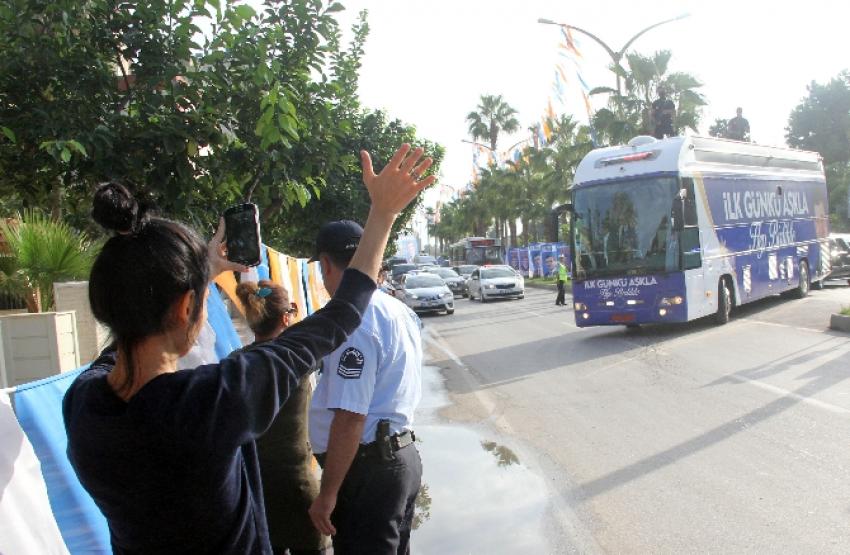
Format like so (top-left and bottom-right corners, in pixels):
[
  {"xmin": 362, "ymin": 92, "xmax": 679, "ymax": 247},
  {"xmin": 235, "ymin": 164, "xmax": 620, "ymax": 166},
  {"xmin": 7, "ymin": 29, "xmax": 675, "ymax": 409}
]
[{"xmin": 677, "ymin": 177, "xmax": 710, "ymax": 317}]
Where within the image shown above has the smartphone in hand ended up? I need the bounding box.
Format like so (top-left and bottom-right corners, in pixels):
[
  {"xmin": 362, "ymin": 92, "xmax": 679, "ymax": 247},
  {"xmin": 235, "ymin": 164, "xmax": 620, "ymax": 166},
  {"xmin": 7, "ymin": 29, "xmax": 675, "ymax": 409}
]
[{"xmin": 223, "ymin": 203, "xmax": 262, "ymax": 267}]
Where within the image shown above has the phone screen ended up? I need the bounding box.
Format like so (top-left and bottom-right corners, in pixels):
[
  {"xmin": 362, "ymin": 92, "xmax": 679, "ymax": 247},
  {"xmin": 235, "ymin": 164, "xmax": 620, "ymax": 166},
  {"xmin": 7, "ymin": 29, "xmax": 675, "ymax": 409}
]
[{"xmin": 224, "ymin": 204, "xmax": 261, "ymax": 266}]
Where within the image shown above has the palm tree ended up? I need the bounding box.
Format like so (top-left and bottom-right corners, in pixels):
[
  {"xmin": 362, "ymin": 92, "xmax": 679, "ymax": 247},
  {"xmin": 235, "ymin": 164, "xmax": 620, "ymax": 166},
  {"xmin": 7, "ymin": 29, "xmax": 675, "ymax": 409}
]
[
  {"xmin": 591, "ymin": 50, "xmax": 706, "ymax": 145},
  {"xmin": 466, "ymin": 94, "xmax": 520, "ymax": 152},
  {"xmin": 0, "ymin": 211, "xmax": 99, "ymax": 312}
]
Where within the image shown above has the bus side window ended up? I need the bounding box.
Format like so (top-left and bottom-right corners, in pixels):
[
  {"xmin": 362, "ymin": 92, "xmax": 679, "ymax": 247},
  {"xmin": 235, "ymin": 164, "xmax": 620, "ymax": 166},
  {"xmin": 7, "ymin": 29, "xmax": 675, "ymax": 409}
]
[{"xmin": 681, "ymin": 227, "xmax": 701, "ymax": 270}]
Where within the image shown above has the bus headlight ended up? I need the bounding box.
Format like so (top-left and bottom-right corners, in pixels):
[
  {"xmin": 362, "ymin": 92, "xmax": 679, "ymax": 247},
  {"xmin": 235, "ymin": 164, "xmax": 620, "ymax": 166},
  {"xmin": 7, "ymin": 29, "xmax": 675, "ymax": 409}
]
[
  {"xmin": 582, "ymin": 312, "xmax": 590, "ymax": 320},
  {"xmin": 574, "ymin": 302, "xmax": 587, "ymax": 311},
  {"xmin": 659, "ymin": 308, "xmax": 668, "ymax": 316},
  {"xmin": 659, "ymin": 296, "xmax": 683, "ymax": 306}
]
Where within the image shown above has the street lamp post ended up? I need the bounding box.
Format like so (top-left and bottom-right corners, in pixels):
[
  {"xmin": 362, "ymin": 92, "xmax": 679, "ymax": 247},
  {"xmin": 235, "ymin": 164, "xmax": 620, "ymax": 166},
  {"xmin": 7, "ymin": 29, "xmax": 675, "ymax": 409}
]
[{"xmin": 537, "ymin": 15, "xmax": 688, "ymax": 96}]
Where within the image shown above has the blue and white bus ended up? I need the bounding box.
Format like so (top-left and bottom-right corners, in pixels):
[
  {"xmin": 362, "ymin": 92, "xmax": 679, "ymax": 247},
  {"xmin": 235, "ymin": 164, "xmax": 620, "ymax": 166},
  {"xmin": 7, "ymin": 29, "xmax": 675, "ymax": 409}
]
[{"xmin": 569, "ymin": 135, "xmax": 829, "ymax": 327}]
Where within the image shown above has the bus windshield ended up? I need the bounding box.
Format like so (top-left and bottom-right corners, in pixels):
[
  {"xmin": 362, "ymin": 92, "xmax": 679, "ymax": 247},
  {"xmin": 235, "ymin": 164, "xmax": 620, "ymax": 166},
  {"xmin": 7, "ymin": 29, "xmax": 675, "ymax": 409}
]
[{"xmin": 572, "ymin": 175, "xmax": 680, "ymax": 279}]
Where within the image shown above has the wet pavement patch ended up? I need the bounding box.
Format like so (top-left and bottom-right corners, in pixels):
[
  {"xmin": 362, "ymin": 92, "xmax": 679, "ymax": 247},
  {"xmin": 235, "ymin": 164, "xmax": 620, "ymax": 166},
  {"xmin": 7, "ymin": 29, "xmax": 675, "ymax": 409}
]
[{"xmin": 411, "ymin": 366, "xmax": 551, "ymax": 553}]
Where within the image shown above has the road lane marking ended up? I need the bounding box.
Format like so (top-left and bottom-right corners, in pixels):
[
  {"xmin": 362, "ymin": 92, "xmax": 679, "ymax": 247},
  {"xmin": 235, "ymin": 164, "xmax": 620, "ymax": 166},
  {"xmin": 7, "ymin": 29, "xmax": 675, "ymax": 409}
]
[
  {"xmin": 737, "ymin": 318, "xmax": 827, "ymax": 333},
  {"xmin": 720, "ymin": 374, "xmax": 850, "ymax": 415}
]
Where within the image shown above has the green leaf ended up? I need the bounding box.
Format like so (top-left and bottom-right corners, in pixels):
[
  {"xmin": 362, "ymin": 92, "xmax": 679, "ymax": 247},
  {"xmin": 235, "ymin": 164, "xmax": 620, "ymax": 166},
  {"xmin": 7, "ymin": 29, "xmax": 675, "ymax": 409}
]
[
  {"xmin": 233, "ymin": 5, "xmax": 256, "ymax": 21},
  {"xmin": 66, "ymin": 140, "xmax": 87, "ymax": 157},
  {"xmin": 1, "ymin": 126, "xmax": 15, "ymax": 143},
  {"xmin": 278, "ymin": 114, "xmax": 299, "ymax": 140},
  {"xmin": 326, "ymin": 2, "xmax": 345, "ymax": 13},
  {"xmin": 60, "ymin": 147, "xmax": 71, "ymax": 163}
]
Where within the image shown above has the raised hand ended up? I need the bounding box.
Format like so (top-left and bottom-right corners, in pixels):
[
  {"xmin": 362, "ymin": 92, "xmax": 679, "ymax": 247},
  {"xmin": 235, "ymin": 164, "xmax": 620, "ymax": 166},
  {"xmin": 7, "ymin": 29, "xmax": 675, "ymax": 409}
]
[
  {"xmin": 208, "ymin": 218, "xmax": 249, "ymax": 278},
  {"xmin": 360, "ymin": 144, "xmax": 436, "ymax": 218}
]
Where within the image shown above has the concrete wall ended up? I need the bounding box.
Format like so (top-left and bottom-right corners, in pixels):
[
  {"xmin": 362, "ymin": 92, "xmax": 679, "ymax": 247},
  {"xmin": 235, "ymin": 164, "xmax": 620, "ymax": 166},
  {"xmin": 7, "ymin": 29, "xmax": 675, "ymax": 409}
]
[
  {"xmin": 54, "ymin": 281, "xmax": 110, "ymax": 365},
  {"xmin": 0, "ymin": 311, "xmax": 80, "ymax": 388}
]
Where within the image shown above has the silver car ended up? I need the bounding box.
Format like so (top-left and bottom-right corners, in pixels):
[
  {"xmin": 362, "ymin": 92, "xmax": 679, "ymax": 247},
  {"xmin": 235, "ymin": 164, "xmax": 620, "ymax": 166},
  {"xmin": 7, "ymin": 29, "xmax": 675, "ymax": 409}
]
[
  {"xmin": 426, "ymin": 268, "xmax": 468, "ymax": 297},
  {"xmin": 397, "ymin": 273, "xmax": 455, "ymax": 315},
  {"xmin": 467, "ymin": 266, "xmax": 525, "ymax": 302}
]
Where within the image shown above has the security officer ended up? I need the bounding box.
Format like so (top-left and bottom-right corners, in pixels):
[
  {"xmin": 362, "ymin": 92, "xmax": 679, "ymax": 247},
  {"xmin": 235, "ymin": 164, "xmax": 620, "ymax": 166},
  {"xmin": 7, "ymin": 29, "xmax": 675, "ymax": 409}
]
[
  {"xmin": 555, "ymin": 254, "xmax": 568, "ymax": 306},
  {"xmin": 307, "ymin": 220, "xmax": 423, "ymax": 555}
]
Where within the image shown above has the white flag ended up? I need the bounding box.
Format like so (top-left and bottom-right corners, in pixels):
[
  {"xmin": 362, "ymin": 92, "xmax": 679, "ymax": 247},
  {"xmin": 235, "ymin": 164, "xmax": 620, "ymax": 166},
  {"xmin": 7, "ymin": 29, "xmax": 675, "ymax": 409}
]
[{"xmin": 0, "ymin": 391, "xmax": 70, "ymax": 555}]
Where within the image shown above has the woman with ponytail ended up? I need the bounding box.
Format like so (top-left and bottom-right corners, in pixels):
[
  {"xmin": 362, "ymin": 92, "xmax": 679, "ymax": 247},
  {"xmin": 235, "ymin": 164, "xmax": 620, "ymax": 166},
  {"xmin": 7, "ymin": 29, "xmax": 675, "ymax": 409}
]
[
  {"xmin": 234, "ymin": 280, "xmax": 328, "ymax": 555},
  {"xmin": 63, "ymin": 145, "xmax": 435, "ymax": 554}
]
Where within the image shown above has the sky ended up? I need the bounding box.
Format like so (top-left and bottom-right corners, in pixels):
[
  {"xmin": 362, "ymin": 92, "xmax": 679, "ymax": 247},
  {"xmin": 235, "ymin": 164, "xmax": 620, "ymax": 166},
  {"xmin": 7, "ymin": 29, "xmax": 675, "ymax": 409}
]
[{"xmin": 333, "ymin": 0, "xmax": 850, "ymax": 209}]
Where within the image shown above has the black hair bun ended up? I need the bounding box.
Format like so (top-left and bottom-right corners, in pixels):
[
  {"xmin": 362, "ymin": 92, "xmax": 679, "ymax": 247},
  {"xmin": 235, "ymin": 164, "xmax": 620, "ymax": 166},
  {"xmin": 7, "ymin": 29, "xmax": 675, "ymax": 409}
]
[{"xmin": 92, "ymin": 182, "xmax": 147, "ymax": 233}]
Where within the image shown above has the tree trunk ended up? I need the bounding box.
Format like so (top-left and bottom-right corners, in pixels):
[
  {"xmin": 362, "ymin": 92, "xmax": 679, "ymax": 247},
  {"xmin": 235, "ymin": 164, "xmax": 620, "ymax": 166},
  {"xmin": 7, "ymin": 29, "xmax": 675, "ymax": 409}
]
[
  {"xmin": 508, "ymin": 218, "xmax": 517, "ymax": 247},
  {"xmin": 521, "ymin": 217, "xmax": 530, "ymax": 246},
  {"xmin": 50, "ymin": 176, "xmax": 63, "ymax": 220},
  {"xmin": 25, "ymin": 287, "xmax": 41, "ymax": 313}
]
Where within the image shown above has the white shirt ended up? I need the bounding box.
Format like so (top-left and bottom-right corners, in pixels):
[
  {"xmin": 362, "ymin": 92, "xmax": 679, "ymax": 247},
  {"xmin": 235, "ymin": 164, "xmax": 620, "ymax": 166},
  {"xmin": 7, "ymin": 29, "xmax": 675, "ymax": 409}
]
[
  {"xmin": 309, "ymin": 290, "xmax": 422, "ymax": 453},
  {"xmin": 177, "ymin": 321, "xmax": 218, "ymax": 369}
]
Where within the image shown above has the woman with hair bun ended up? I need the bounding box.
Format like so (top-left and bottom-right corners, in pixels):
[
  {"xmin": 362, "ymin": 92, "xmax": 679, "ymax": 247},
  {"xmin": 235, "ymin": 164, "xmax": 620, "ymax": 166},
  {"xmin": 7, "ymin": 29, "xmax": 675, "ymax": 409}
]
[
  {"xmin": 63, "ymin": 145, "xmax": 435, "ymax": 554},
  {"xmin": 234, "ymin": 280, "xmax": 328, "ymax": 555}
]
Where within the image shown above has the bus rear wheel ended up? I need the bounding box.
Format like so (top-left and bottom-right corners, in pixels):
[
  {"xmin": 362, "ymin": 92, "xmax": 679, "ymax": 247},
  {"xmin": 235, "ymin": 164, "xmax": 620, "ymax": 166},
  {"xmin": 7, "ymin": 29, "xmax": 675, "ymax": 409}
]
[
  {"xmin": 792, "ymin": 261, "xmax": 810, "ymax": 298},
  {"xmin": 715, "ymin": 279, "xmax": 732, "ymax": 325}
]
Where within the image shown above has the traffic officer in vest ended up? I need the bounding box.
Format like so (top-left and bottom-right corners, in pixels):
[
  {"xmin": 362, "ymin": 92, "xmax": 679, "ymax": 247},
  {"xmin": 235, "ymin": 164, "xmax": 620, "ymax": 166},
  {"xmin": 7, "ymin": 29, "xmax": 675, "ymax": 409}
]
[
  {"xmin": 307, "ymin": 219, "xmax": 423, "ymax": 554},
  {"xmin": 556, "ymin": 254, "xmax": 568, "ymax": 306}
]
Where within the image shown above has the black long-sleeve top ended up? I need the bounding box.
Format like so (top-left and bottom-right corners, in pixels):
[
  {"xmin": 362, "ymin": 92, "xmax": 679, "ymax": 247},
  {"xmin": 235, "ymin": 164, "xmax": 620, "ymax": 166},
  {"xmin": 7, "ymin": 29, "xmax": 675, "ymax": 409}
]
[{"xmin": 63, "ymin": 268, "xmax": 375, "ymax": 554}]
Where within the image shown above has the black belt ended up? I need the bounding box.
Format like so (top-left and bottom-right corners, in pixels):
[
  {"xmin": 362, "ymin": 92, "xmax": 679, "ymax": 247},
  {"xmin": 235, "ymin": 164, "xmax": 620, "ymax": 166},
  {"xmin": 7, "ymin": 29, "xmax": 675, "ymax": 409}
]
[{"xmin": 315, "ymin": 430, "xmax": 416, "ymax": 467}]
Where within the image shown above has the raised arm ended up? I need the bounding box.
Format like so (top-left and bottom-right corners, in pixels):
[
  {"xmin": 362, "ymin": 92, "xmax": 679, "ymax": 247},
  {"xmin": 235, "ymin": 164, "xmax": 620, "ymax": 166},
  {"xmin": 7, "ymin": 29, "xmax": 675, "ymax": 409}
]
[{"xmin": 195, "ymin": 145, "xmax": 435, "ymax": 448}]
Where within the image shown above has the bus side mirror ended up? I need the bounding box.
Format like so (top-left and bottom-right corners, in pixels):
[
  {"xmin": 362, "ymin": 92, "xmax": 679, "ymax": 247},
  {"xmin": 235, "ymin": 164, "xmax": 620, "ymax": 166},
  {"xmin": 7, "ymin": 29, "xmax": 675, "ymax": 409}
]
[
  {"xmin": 671, "ymin": 201, "xmax": 685, "ymax": 232},
  {"xmin": 671, "ymin": 189, "xmax": 686, "ymax": 232}
]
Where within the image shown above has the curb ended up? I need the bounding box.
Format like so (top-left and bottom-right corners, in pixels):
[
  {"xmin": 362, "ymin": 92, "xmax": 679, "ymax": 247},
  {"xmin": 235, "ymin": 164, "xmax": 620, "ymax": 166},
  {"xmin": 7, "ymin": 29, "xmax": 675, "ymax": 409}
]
[{"xmin": 830, "ymin": 313, "xmax": 850, "ymax": 332}]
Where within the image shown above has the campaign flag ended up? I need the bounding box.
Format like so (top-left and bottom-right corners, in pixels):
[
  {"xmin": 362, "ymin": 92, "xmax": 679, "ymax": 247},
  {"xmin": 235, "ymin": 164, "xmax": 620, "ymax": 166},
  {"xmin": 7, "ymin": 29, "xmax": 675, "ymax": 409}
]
[
  {"xmin": 0, "ymin": 390, "xmax": 71, "ymax": 555},
  {"xmin": 207, "ymin": 284, "xmax": 242, "ymax": 359},
  {"xmin": 257, "ymin": 244, "xmax": 270, "ymax": 281},
  {"xmin": 12, "ymin": 370, "xmax": 111, "ymax": 554}
]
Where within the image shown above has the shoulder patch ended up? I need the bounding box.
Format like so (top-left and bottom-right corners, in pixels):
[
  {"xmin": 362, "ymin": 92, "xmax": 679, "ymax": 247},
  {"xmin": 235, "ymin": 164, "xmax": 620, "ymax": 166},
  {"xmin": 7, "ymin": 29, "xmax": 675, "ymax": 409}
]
[{"xmin": 337, "ymin": 347, "xmax": 365, "ymax": 379}]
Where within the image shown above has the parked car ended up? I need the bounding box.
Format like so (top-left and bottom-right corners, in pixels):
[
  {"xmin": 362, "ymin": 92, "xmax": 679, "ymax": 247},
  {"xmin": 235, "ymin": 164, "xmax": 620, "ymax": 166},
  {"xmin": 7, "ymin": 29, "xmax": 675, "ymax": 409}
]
[
  {"xmin": 453, "ymin": 264, "xmax": 479, "ymax": 280},
  {"xmin": 384, "ymin": 256, "xmax": 409, "ymax": 269},
  {"xmin": 417, "ymin": 264, "xmax": 440, "ymax": 272},
  {"xmin": 425, "ymin": 267, "xmax": 467, "ymax": 297},
  {"xmin": 824, "ymin": 235, "xmax": 850, "ymax": 284},
  {"xmin": 413, "ymin": 254, "xmax": 438, "ymax": 266},
  {"xmin": 396, "ymin": 273, "xmax": 455, "ymax": 315},
  {"xmin": 467, "ymin": 265, "xmax": 524, "ymax": 302},
  {"xmin": 390, "ymin": 263, "xmax": 418, "ymax": 285}
]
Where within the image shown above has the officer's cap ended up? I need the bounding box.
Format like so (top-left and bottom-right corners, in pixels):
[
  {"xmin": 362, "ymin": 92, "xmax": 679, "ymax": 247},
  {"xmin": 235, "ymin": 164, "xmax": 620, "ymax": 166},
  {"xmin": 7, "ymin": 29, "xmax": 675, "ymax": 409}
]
[{"xmin": 310, "ymin": 220, "xmax": 364, "ymax": 262}]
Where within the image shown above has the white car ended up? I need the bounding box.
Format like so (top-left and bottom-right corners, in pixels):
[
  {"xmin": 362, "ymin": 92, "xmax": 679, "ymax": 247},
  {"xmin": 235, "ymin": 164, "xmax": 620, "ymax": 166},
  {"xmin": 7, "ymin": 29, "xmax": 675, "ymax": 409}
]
[
  {"xmin": 467, "ymin": 266, "xmax": 525, "ymax": 302},
  {"xmin": 397, "ymin": 273, "xmax": 455, "ymax": 315}
]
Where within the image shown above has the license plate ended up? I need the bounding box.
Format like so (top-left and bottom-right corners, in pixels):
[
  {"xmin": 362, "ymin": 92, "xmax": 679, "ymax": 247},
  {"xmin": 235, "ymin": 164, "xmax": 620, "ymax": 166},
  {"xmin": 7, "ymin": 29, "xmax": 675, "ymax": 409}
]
[{"xmin": 611, "ymin": 313, "xmax": 635, "ymax": 323}]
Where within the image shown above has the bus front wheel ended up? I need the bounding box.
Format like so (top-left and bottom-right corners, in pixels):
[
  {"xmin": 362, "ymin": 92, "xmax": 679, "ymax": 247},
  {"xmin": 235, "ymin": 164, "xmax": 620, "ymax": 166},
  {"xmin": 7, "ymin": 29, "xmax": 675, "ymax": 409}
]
[{"xmin": 715, "ymin": 279, "xmax": 732, "ymax": 325}]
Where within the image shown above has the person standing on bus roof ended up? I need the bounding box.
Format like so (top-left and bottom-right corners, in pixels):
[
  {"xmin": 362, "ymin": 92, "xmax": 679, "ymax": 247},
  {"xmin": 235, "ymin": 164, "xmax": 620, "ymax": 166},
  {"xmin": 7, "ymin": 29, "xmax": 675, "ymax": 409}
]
[
  {"xmin": 726, "ymin": 107, "xmax": 750, "ymax": 142},
  {"xmin": 651, "ymin": 86, "xmax": 676, "ymax": 139}
]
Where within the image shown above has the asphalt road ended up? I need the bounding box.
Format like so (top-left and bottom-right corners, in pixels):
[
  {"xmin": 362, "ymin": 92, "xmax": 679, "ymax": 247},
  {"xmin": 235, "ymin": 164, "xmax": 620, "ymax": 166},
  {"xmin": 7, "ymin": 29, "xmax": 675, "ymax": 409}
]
[{"xmin": 422, "ymin": 283, "xmax": 850, "ymax": 554}]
